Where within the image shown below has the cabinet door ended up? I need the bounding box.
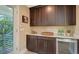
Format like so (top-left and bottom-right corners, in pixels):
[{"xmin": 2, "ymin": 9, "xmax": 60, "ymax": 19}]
[
  {"xmin": 30, "ymin": 8, "xmax": 34, "ymax": 26},
  {"xmin": 46, "ymin": 38, "xmax": 56, "ymax": 54},
  {"xmin": 33, "ymin": 8, "xmax": 37, "ymax": 25},
  {"xmin": 41, "ymin": 6, "xmax": 48, "ymax": 25},
  {"xmin": 30, "ymin": 8, "xmax": 38, "ymax": 26},
  {"xmin": 30, "ymin": 5, "xmax": 56, "ymax": 26},
  {"xmin": 37, "ymin": 7, "xmax": 42, "ymax": 26},
  {"xmin": 36, "ymin": 6, "xmax": 48, "ymax": 26},
  {"xmin": 66, "ymin": 5, "xmax": 76, "ymax": 25},
  {"xmin": 56, "ymin": 5, "xmax": 66, "ymax": 25},
  {"xmin": 77, "ymin": 40, "xmax": 79, "ymax": 54},
  {"xmin": 27, "ymin": 35, "xmax": 37, "ymax": 52},
  {"xmin": 37, "ymin": 36, "xmax": 46, "ymax": 53},
  {"xmin": 46, "ymin": 5, "xmax": 56, "ymax": 25},
  {"xmin": 72, "ymin": 5, "xmax": 76, "ymax": 25}
]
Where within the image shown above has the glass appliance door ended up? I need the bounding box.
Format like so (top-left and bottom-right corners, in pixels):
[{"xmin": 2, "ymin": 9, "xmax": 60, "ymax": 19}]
[{"xmin": 57, "ymin": 39, "xmax": 77, "ymax": 54}]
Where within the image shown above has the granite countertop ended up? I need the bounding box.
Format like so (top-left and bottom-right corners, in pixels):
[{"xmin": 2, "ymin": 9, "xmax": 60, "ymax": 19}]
[{"xmin": 27, "ymin": 34, "xmax": 79, "ymax": 39}]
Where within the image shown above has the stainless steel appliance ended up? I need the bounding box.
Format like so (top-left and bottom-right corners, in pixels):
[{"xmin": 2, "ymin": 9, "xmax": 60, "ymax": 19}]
[{"xmin": 56, "ymin": 38, "xmax": 77, "ymax": 54}]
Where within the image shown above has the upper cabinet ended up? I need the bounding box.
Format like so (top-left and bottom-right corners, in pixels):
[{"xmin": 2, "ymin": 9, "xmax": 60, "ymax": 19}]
[
  {"xmin": 46, "ymin": 6, "xmax": 56, "ymax": 25},
  {"xmin": 30, "ymin": 5, "xmax": 76, "ymax": 26},
  {"xmin": 65, "ymin": 5, "xmax": 76, "ymax": 25},
  {"xmin": 55, "ymin": 5, "xmax": 66, "ymax": 25}
]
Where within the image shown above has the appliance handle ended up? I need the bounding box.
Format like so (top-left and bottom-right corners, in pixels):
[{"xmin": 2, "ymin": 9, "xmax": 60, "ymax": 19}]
[{"xmin": 56, "ymin": 38, "xmax": 77, "ymax": 43}]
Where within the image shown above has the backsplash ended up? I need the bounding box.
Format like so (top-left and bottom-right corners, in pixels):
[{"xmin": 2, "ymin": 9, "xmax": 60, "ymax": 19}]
[{"xmin": 31, "ymin": 26, "xmax": 75, "ymax": 36}]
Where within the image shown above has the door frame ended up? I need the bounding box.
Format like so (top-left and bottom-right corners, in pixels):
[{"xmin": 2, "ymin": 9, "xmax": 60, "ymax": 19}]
[{"xmin": 7, "ymin": 5, "xmax": 14, "ymax": 53}]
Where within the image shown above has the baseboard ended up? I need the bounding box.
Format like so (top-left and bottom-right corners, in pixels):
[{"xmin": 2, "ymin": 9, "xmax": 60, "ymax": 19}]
[
  {"xmin": 19, "ymin": 49, "xmax": 27, "ymax": 54},
  {"xmin": 10, "ymin": 49, "xmax": 29, "ymax": 54}
]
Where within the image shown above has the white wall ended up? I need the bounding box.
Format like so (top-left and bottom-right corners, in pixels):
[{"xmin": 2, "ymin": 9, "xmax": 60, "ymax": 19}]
[
  {"xmin": 13, "ymin": 6, "xmax": 20, "ymax": 53},
  {"xmin": 31, "ymin": 26, "xmax": 75, "ymax": 36},
  {"xmin": 13, "ymin": 5, "xmax": 31, "ymax": 53},
  {"xmin": 74, "ymin": 5, "xmax": 79, "ymax": 37},
  {"xmin": 19, "ymin": 5, "xmax": 31, "ymax": 53}
]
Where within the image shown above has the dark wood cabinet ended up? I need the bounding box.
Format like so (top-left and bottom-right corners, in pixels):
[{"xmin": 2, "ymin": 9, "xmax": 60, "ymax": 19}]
[
  {"xmin": 30, "ymin": 6, "xmax": 48, "ymax": 26},
  {"xmin": 47, "ymin": 6, "xmax": 56, "ymax": 25},
  {"xmin": 41, "ymin": 6, "xmax": 47, "ymax": 25},
  {"xmin": 27, "ymin": 35, "xmax": 37, "ymax": 52},
  {"xmin": 30, "ymin": 8, "xmax": 34, "ymax": 26},
  {"xmin": 26, "ymin": 35, "xmax": 56, "ymax": 54},
  {"xmin": 27, "ymin": 35, "xmax": 79, "ymax": 54},
  {"xmin": 37, "ymin": 7, "xmax": 42, "ymax": 25},
  {"xmin": 37, "ymin": 37, "xmax": 46, "ymax": 53},
  {"xmin": 77, "ymin": 40, "xmax": 79, "ymax": 54},
  {"xmin": 55, "ymin": 5, "xmax": 66, "ymax": 25},
  {"xmin": 55, "ymin": 5, "xmax": 76, "ymax": 25},
  {"xmin": 46, "ymin": 38, "xmax": 56, "ymax": 54},
  {"xmin": 30, "ymin": 5, "xmax": 76, "ymax": 26},
  {"xmin": 65, "ymin": 5, "xmax": 76, "ymax": 25}
]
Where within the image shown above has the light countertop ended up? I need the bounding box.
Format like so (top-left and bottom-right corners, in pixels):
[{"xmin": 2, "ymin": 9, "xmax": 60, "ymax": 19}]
[{"xmin": 27, "ymin": 34, "xmax": 79, "ymax": 39}]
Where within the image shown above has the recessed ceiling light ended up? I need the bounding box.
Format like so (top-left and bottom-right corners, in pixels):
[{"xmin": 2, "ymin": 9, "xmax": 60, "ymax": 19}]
[{"xmin": 47, "ymin": 6, "xmax": 52, "ymax": 12}]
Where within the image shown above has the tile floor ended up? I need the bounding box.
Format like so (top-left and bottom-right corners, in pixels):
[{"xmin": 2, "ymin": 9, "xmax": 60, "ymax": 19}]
[{"xmin": 25, "ymin": 50, "xmax": 37, "ymax": 54}]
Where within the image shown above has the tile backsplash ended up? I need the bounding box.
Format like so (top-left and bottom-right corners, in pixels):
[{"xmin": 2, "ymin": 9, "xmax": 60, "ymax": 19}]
[{"xmin": 31, "ymin": 26, "xmax": 75, "ymax": 36}]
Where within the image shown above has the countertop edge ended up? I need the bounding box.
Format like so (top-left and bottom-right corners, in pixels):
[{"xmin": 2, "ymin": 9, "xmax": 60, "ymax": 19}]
[{"xmin": 27, "ymin": 34, "xmax": 79, "ymax": 40}]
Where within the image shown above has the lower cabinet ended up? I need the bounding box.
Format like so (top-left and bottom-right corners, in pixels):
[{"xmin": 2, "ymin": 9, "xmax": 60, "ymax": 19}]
[
  {"xmin": 77, "ymin": 40, "xmax": 79, "ymax": 54},
  {"xmin": 27, "ymin": 35, "xmax": 56, "ymax": 54},
  {"xmin": 46, "ymin": 39, "xmax": 56, "ymax": 54},
  {"xmin": 37, "ymin": 39, "xmax": 46, "ymax": 53},
  {"xmin": 27, "ymin": 35, "xmax": 37, "ymax": 52},
  {"xmin": 27, "ymin": 35, "xmax": 78, "ymax": 54}
]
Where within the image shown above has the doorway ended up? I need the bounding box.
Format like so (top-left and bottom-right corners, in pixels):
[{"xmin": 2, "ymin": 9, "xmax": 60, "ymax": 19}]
[{"xmin": 0, "ymin": 6, "xmax": 13, "ymax": 54}]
